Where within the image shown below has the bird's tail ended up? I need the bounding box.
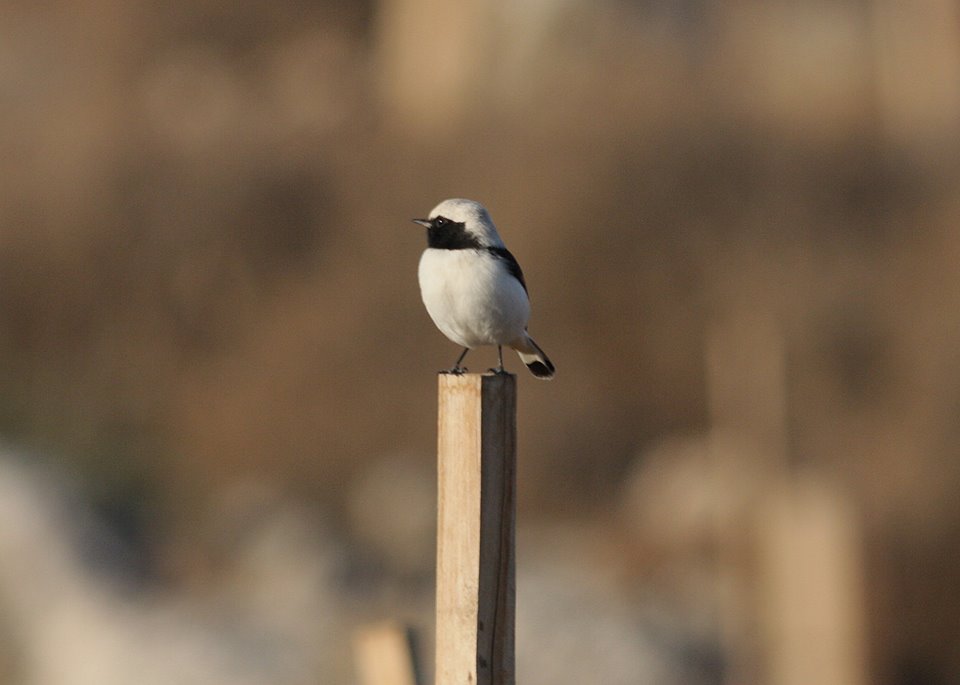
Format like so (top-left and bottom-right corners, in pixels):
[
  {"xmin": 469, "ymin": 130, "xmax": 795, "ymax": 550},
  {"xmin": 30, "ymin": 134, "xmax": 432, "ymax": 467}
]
[{"xmin": 510, "ymin": 333, "xmax": 555, "ymax": 380}]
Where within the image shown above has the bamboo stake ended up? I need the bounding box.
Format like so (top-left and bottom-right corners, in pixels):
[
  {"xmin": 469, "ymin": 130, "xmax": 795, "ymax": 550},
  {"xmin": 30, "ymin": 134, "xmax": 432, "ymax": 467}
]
[{"xmin": 435, "ymin": 372, "xmax": 516, "ymax": 685}]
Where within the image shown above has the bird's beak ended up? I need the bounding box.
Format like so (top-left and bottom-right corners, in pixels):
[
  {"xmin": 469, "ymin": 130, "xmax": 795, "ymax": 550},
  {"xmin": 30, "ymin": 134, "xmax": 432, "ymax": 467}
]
[{"xmin": 412, "ymin": 218, "xmax": 431, "ymax": 227}]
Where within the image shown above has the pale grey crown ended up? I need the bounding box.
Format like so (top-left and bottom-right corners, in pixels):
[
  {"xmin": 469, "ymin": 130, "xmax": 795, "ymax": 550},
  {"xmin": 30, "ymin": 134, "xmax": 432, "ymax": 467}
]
[{"xmin": 428, "ymin": 198, "xmax": 505, "ymax": 248}]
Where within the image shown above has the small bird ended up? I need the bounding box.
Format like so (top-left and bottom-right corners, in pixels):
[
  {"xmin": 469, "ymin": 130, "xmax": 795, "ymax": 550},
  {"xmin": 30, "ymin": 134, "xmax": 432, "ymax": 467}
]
[{"xmin": 412, "ymin": 198, "xmax": 555, "ymax": 379}]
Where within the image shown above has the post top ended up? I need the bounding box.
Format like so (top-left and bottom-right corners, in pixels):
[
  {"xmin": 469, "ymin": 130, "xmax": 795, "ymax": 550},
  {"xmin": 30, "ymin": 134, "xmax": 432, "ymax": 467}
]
[
  {"xmin": 437, "ymin": 371, "xmax": 517, "ymax": 396},
  {"xmin": 437, "ymin": 370, "xmax": 516, "ymax": 384}
]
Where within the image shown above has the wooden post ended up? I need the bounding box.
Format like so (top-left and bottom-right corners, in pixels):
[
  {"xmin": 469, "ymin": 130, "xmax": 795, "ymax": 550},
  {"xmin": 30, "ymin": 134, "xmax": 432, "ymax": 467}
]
[
  {"xmin": 756, "ymin": 478, "xmax": 868, "ymax": 685},
  {"xmin": 435, "ymin": 372, "xmax": 516, "ymax": 685},
  {"xmin": 705, "ymin": 313, "xmax": 869, "ymax": 685},
  {"xmin": 353, "ymin": 621, "xmax": 421, "ymax": 685}
]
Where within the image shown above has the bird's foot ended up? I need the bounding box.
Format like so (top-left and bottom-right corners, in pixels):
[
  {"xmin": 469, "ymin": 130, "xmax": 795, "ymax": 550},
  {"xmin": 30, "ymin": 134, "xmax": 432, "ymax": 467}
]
[
  {"xmin": 440, "ymin": 366, "xmax": 468, "ymax": 375},
  {"xmin": 487, "ymin": 366, "xmax": 509, "ymax": 375}
]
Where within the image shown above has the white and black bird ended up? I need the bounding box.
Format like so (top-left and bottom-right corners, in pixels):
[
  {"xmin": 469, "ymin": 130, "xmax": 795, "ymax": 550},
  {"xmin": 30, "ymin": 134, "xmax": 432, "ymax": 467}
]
[{"xmin": 412, "ymin": 198, "xmax": 555, "ymax": 379}]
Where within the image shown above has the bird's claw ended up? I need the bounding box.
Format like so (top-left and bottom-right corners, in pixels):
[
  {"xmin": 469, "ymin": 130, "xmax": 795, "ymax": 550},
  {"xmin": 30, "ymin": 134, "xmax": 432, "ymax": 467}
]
[{"xmin": 441, "ymin": 366, "xmax": 467, "ymax": 375}]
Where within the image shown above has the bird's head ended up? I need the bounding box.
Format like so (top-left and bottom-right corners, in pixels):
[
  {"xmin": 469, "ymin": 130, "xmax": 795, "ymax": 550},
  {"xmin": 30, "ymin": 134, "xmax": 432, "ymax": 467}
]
[{"xmin": 412, "ymin": 198, "xmax": 505, "ymax": 250}]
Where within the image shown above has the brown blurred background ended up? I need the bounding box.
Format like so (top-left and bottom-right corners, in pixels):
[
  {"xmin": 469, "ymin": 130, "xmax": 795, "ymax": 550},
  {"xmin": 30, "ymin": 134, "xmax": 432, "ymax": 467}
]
[{"xmin": 1, "ymin": 0, "xmax": 959, "ymax": 683}]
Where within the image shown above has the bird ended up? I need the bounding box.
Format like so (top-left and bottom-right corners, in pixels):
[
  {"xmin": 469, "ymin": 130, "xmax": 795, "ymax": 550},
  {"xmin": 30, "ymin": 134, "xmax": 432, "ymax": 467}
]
[{"xmin": 411, "ymin": 198, "xmax": 555, "ymax": 379}]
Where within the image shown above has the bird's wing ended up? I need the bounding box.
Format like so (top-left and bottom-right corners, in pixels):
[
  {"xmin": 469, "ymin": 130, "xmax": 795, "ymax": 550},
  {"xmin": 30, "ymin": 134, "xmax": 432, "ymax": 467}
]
[{"xmin": 487, "ymin": 247, "xmax": 528, "ymax": 295}]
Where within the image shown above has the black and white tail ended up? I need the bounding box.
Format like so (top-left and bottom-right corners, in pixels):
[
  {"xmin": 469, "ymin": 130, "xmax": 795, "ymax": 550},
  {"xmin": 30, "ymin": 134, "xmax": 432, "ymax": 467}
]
[{"xmin": 511, "ymin": 333, "xmax": 555, "ymax": 380}]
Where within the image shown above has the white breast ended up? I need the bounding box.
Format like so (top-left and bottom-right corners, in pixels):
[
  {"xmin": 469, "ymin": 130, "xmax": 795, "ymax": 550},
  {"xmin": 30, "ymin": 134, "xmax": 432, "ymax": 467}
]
[{"xmin": 418, "ymin": 248, "xmax": 530, "ymax": 349}]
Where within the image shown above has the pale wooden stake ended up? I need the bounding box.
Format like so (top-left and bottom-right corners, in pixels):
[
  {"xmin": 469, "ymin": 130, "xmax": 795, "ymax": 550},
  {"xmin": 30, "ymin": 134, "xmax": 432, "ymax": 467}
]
[
  {"xmin": 755, "ymin": 478, "xmax": 868, "ymax": 685},
  {"xmin": 706, "ymin": 312, "xmax": 869, "ymax": 685},
  {"xmin": 435, "ymin": 372, "xmax": 516, "ymax": 685},
  {"xmin": 353, "ymin": 620, "xmax": 420, "ymax": 685}
]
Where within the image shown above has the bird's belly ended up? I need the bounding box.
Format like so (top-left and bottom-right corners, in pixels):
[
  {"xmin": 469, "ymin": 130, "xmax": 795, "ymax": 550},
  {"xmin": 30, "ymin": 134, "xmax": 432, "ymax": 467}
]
[{"xmin": 418, "ymin": 249, "xmax": 529, "ymax": 348}]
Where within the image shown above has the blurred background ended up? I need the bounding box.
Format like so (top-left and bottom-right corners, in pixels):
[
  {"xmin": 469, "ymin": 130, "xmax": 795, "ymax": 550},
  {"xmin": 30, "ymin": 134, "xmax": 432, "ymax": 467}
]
[{"xmin": 1, "ymin": 0, "xmax": 959, "ymax": 682}]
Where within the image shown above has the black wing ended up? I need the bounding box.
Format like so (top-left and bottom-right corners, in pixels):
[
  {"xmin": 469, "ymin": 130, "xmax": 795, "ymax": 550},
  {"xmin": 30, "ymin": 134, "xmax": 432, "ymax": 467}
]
[{"xmin": 487, "ymin": 247, "xmax": 528, "ymax": 295}]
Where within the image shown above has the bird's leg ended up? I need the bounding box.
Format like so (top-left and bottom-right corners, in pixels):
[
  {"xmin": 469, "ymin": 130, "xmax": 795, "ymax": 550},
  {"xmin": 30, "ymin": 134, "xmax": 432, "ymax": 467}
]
[
  {"xmin": 489, "ymin": 345, "xmax": 507, "ymax": 375},
  {"xmin": 442, "ymin": 347, "xmax": 470, "ymax": 375}
]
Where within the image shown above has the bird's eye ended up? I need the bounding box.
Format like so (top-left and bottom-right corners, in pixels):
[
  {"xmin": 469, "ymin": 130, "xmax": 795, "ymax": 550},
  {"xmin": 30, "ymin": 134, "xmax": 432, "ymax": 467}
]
[{"xmin": 434, "ymin": 217, "xmax": 447, "ymax": 227}]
